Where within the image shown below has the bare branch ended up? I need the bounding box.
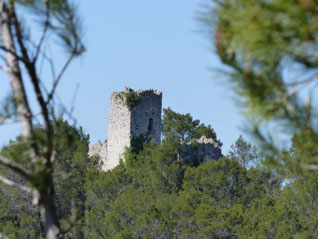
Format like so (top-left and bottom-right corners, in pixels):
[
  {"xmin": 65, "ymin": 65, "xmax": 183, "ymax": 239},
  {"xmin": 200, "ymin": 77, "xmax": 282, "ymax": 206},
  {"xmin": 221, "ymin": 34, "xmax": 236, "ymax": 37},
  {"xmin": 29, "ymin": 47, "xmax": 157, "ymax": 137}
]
[
  {"xmin": 0, "ymin": 5, "xmax": 37, "ymax": 152},
  {"xmin": 46, "ymin": 54, "xmax": 74, "ymax": 105},
  {"xmin": 0, "ymin": 174, "xmax": 32, "ymax": 193},
  {"xmin": 11, "ymin": 6, "xmax": 54, "ymax": 160},
  {"xmin": 282, "ymin": 74, "xmax": 318, "ymax": 101},
  {"xmin": 11, "ymin": 5, "xmax": 31, "ymax": 65},
  {"xmin": 0, "ymin": 45, "xmax": 26, "ymax": 63},
  {"xmin": 287, "ymin": 75, "xmax": 318, "ymax": 87},
  {"xmin": 0, "ymin": 232, "xmax": 9, "ymax": 239},
  {"xmin": 0, "ymin": 111, "xmax": 42, "ymax": 126},
  {"xmin": 33, "ymin": 17, "xmax": 50, "ymax": 64},
  {"xmin": 47, "ymin": 44, "xmax": 57, "ymax": 80},
  {"xmin": 301, "ymin": 164, "xmax": 318, "ymax": 170},
  {"xmin": 0, "ymin": 113, "xmax": 14, "ymax": 124},
  {"xmin": 51, "ymin": 93, "xmax": 77, "ymax": 124},
  {"xmin": 0, "ymin": 156, "xmax": 30, "ymax": 177},
  {"xmin": 21, "ymin": 37, "xmax": 57, "ymax": 81},
  {"xmin": 70, "ymin": 83, "xmax": 80, "ymax": 115}
]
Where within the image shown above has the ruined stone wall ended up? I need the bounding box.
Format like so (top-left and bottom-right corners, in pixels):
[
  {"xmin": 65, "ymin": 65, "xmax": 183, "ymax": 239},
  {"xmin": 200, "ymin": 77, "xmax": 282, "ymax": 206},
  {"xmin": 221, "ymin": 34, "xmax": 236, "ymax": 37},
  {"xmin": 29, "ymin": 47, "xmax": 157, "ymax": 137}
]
[
  {"xmin": 181, "ymin": 136, "xmax": 222, "ymax": 166},
  {"xmin": 130, "ymin": 90, "xmax": 162, "ymax": 145},
  {"xmin": 88, "ymin": 87, "xmax": 222, "ymax": 172},
  {"xmin": 88, "ymin": 141, "xmax": 107, "ymax": 168},
  {"xmin": 94, "ymin": 88, "xmax": 163, "ymax": 171},
  {"xmin": 105, "ymin": 92, "xmax": 131, "ymax": 171}
]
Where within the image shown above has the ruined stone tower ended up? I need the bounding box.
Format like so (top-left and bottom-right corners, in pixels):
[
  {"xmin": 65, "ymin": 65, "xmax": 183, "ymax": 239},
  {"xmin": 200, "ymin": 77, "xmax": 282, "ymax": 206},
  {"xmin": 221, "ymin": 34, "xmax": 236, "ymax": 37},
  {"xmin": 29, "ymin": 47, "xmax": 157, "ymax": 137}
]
[
  {"xmin": 89, "ymin": 87, "xmax": 162, "ymax": 171},
  {"xmin": 89, "ymin": 87, "xmax": 223, "ymax": 171}
]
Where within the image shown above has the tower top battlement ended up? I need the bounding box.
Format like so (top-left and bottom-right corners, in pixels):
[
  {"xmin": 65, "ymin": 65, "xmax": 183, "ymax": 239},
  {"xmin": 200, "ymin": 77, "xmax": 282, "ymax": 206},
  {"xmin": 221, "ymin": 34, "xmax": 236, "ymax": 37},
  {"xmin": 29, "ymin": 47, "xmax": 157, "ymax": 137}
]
[{"xmin": 124, "ymin": 86, "xmax": 162, "ymax": 95}]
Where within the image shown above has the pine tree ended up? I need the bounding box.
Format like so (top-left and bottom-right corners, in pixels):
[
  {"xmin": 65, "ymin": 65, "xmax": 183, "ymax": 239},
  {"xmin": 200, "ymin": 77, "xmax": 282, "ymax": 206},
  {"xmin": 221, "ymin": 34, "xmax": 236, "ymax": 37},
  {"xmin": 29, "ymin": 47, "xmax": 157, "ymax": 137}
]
[
  {"xmin": 0, "ymin": 1, "xmax": 84, "ymax": 238},
  {"xmin": 204, "ymin": 0, "xmax": 318, "ymax": 169}
]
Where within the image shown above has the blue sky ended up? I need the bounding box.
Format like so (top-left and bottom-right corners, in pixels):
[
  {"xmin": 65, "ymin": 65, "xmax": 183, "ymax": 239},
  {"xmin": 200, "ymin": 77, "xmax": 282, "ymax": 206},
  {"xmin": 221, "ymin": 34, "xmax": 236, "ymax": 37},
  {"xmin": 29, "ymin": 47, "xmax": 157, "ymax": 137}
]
[{"xmin": 0, "ymin": 1, "xmax": 247, "ymax": 153}]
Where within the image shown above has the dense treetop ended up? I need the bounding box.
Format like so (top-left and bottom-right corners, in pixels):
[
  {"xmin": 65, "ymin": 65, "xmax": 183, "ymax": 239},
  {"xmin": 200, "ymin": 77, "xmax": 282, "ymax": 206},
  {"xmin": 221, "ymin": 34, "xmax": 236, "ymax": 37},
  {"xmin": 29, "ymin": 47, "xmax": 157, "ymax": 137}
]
[{"xmin": 1, "ymin": 110, "xmax": 318, "ymax": 238}]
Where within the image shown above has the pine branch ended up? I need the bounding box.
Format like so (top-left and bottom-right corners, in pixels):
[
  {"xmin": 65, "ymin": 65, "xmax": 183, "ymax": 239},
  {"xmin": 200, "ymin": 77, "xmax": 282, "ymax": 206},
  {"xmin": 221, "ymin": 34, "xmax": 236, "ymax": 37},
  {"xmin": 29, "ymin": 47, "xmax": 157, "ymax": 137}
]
[
  {"xmin": 0, "ymin": 232, "xmax": 9, "ymax": 239},
  {"xmin": 33, "ymin": 16, "xmax": 50, "ymax": 64},
  {"xmin": 286, "ymin": 75, "xmax": 318, "ymax": 87},
  {"xmin": 0, "ymin": 7, "xmax": 37, "ymax": 155},
  {"xmin": 0, "ymin": 111, "xmax": 42, "ymax": 126},
  {"xmin": 11, "ymin": 6, "xmax": 54, "ymax": 160},
  {"xmin": 0, "ymin": 45, "xmax": 26, "ymax": 63},
  {"xmin": 10, "ymin": 4, "xmax": 31, "ymax": 65},
  {"xmin": 0, "ymin": 174, "xmax": 32, "ymax": 193},
  {"xmin": 0, "ymin": 156, "xmax": 30, "ymax": 177},
  {"xmin": 46, "ymin": 53, "xmax": 74, "ymax": 105},
  {"xmin": 301, "ymin": 164, "xmax": 318, "ymax": 170}
]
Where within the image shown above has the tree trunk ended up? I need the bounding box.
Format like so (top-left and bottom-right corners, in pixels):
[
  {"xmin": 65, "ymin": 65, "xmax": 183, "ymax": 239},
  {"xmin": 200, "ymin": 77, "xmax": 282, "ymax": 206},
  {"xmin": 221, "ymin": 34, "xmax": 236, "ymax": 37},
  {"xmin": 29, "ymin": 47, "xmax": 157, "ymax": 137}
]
[
  {"xmin": 39, "ymin": 192, "xmax": 61, "ymax": 239},
  {"xmin": 0, "ymin": 5, "xmax": 61, "ymax": 239},
  {"xmin": 0, "ymin": 6, "xmax": 33, "ymax": 139}
]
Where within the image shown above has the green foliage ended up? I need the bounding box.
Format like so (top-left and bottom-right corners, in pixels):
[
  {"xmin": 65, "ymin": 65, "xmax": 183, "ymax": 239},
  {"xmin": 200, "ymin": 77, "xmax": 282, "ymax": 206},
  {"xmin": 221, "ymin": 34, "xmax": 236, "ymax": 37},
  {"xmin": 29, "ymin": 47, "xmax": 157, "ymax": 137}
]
[
  {"xmin": 85, "ymin": 135, "xmax": 301, "ymax": 238},
  {"xmin": 0, "ymin": 179, "xmax": 42, "ymax": 238},
  {"xmin": 0, "ymin": 93, "xmax": 17, "ymax": 123},
  {"xmin": 124, "ymin": 91, "xmax": 142, "ymax": 108},
  {"xmin": 0, "ymin": 120, "xmax": 96, "ymax": 238},
  {"xmin": 228, "ymin": 135, "xmax": 260, "ymax": 169},
  {"xmin": 129, "ymin": 134, "xmax": 148, "ymax": 154},
  {"xmin": 183, "ymin": 158, "xmax": 248, "ymax": 206},
  {"xmin": 162, "ymin": 107, "xmax": 221, "ymax": 145},
  {"xmin": 3, "ymin": 113, "xmax": 318, "ymax": 238},
  {"xmin": 11, "ymin": 0, "xmax": 85, "ymax": 55},
  {"xmin": 205, "ymin": 0, "xmax": 318, "ymax": 157}
]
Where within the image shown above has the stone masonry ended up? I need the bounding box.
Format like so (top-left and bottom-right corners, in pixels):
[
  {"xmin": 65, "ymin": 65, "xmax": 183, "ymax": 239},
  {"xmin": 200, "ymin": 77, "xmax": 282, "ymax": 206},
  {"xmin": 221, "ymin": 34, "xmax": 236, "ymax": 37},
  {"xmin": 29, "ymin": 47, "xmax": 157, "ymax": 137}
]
[
  {"xmin": 181, "ymin": 136, "xmax": 222, "ymax": 166},
  {"xmin": 89, "ymin": 87, "xmax": 222, "ymax": 171},
  {"xmin": 89, "ymin": 87, "xmax": 162, "ymax": 171}
]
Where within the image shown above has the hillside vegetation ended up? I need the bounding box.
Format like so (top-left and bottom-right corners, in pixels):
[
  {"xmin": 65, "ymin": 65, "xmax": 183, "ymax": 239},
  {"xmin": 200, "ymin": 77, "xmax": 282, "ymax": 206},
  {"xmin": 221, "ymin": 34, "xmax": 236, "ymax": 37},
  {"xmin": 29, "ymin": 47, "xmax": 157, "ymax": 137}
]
[{"xmin": 1, "ymin": 109, "xmax": 317, "ymax": 238}]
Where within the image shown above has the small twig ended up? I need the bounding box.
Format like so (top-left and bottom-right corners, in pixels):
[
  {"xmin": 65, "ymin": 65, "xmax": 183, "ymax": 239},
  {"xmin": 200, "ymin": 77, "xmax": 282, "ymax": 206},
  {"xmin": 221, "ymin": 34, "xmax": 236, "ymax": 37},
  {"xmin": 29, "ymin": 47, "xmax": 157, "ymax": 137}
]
[
  {"xmin": 0, "ymin": 113, "xmax": 14, "ymax": 124},
  {"xmin": 0, "ymin": 111, "xmax": 41, "ymax": 126},
  {"xmin": 53, "ymin": 93, "xmax": 77, "ymax": 124},
  {"xmin": 0, "ymin": 174, "xmax": 32, "ymax": 193},
  {"xmin": 0, "ymin": 45, "xmax": 26, "ymax": 63},
  {"xmin": 286, "ymin": 74, "xmax": 318, "ymax": 87},
  {"xmin": 0, "ymin": 156, "xmax": 30, "ymax": 177},
  {"xmin": 46, "ymin": 40, "xmax": 57, "ymax": 80},
  {"xmin": 48, "ymin": 53, "xmax": 57, "ymax": 81},
  {"xmin": 0, "ymin": 232, "xmax": 9, "ymax": 239},
  {"xmin": 33, "ymin": 17, "xmax": 50, "ymax": 64},
  {"xmin": 281, "ymin": 75, "xmax": 318, "ymax": 101},
  {"xmin": 24, "ymin": 38, "xmax": 57, "ymax": 81},
  {"xmin": 11, "ymin": 4, "xmax": 31, "ymax": 65},
  {"xmin": 301, "ymin": 164, "xmax": 318, "ymax": 170},
  {"xmin": 69, "ymin": 83, "xmax": 80, "ymax": 115},
  {"xmin": 46, "ymin": 54, "xmax": 74, "ymax": 105}
]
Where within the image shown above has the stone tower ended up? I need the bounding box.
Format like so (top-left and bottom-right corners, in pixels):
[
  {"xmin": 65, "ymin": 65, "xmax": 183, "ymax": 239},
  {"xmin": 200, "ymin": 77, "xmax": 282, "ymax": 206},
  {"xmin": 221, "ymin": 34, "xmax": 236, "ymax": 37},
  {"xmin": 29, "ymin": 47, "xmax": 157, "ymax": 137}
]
[{"xmin": 89, "ymin": 87, "xmax": 162, "ymax": 171}]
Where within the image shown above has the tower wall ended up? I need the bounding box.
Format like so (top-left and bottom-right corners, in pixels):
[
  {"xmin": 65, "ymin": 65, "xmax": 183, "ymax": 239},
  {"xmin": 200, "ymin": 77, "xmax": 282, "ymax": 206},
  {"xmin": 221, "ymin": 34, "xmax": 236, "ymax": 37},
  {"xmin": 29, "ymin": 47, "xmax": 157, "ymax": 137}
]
[
  {"xmin": 104, "ymin": 92, "xmax": 131, "ymax": 171},
  {"xmin": 104, "ymin": 88, "xmax": 162, "ymax": 171},
  {"xmin": 130, "ymin": 90, "xmax": 162, "ymax": 145}
]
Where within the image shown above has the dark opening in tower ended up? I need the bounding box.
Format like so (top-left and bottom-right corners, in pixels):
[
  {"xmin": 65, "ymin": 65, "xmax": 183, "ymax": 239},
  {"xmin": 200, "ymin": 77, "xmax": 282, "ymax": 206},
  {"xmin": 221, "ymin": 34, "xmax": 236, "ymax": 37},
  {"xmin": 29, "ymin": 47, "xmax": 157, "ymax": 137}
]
[{"xmin": 148, "ymin": 118, "xmax": 153, "ymax": 132}]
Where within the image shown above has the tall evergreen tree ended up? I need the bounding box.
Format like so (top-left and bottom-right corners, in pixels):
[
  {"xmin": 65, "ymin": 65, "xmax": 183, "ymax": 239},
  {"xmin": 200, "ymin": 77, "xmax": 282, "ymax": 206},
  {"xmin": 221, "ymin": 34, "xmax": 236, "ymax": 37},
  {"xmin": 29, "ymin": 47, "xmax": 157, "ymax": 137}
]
[{"xmin": 0, "ymin": 1, "xmax": 84, "ymax": 237}]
